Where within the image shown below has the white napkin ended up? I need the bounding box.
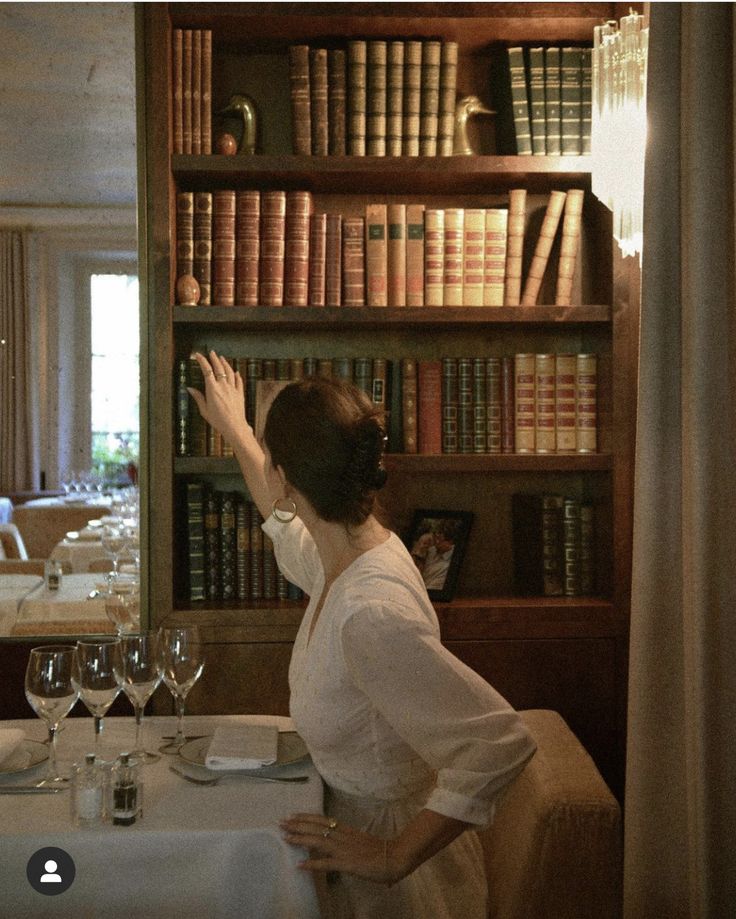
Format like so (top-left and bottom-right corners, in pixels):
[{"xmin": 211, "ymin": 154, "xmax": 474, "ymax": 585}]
[
  {"xmin": 204, "ymin": 724, "xmax": 279, "ymax": 770},
  {"xmin": 0, "ymin": 728, "xmax": 25, "ymax": 766}
]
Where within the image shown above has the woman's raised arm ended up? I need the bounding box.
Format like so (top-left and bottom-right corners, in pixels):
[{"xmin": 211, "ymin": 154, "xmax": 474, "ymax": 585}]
[{"xmin": 187, "ymin": 350, "xmax": 273, "ymax": 519}]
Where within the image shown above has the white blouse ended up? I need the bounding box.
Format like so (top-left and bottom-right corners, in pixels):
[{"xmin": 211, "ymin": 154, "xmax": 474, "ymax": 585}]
[{"xmin": 263, "ymin": 515, "xmax": 535, "ymax": 828}]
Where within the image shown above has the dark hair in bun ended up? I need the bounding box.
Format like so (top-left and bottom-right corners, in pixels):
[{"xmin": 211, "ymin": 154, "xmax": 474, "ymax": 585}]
[{"xmin": 263, "ymin": 376, "xmax": 388, "ymax": 527}]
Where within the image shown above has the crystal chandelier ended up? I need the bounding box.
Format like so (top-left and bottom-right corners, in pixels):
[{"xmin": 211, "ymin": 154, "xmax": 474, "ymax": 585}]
[{"xmin": 592, "ymin": 11, "xmax": 649, "ymax": 258}]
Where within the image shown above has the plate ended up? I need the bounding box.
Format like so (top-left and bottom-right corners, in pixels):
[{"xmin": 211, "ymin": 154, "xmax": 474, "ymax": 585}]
[
  {"xmin": 179, "ymin": 731, "xmax": 309, "ymax": 770},
  {"xmin": 0, "ymin": 740, "xmax": 48, "ymax": 775}
]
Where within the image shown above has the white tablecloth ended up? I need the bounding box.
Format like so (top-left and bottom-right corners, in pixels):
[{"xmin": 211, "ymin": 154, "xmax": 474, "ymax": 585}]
[
  {"xmin": 51, "ymin": 537, "xmax": 108, "ymax": 573},
  {"xmin": 0, "ymin": 714, "xmax": 322, "ymax": 918},
  {"xmin": 0, "ymin": 575, "xmax": 44, "ymax": 636},
  {"xmin": 13, "ymin": 574, "xmax": 114, "ymax": 636}
]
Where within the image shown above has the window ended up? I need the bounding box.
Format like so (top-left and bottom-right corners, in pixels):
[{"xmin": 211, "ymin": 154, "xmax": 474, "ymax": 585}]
[{"xmin": 90, "ymin": 273, "xmax": 139, "ymax": 474}]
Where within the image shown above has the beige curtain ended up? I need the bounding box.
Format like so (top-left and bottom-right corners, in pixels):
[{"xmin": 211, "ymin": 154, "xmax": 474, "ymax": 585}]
[
  {"xmin": 0, "ymin": 230, "xmax": 34, "ymax": 492},
  {"xmin": 624, "ymin": 5, "xmax": 736, "ymax": 917}
]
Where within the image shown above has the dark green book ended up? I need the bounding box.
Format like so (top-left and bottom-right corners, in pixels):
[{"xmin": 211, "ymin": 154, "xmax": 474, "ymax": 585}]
[
  {"xmin": 581, "ymin": 47, "xmax": 592, "ymax": 155},
  {"xmin": 457, "ymin": 357, "xmax": 473, "ymax": 454},
  {"xmin": 219, "ymin": 491, "xmax": 237, "ymax": 601},
  {"xmin": 512, "ymin": 493, "xmax": 564, "ymax": 596},
  {"xmin": 560, "ymin": 47, "xmax": 583, "ymax": 155},
  {"xmin": 528, "ymin": 47, "xmax": 546, "ymax": 155},
  {"xmin": 186, "ymin": 482, "xmax": 206, "ymax": 602},
  {"xmin": 441, "ymin": 357, "xmax": 458, "ymax": 454},
  {"xmin": 544, "ymin": 47, "xmax": 561, "ymax": 156},
  {"xmin": 507, "ymin": 47, "xmax": 532, "ymax": 155}
]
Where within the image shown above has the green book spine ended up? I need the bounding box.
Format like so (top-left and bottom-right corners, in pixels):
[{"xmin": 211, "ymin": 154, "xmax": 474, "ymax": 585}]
[
  {"xmin": 219, "ymin": 491, "xmax": 237, "ymax": 601},
  {"xmin": 186, "ymin": 483, "xmax": 206, "ymax": 602},
  {"xmin": 354, "ymin": 357, "xmax": 372, "ymax": 396},
  {"xmin": 560, "ymin": 47, "xmax": 583, "ymax": 155},
  {"xmin": 544, "ymin": 47, "xmax": 561, "ymax": 156},
  {"xmin": 204, "ymin": 487, "xmax": 220, "ymax": 602},
  {"xmin": 441, "ymin": 357, "xmax": 458, "ymax": 454},
  {"xmin": 176, "ymin": 360, "xmax": 189, "ymax": 457},
  {"xmin": 507, "ymin": 47, "xmax": 532, "ymax": 155},
  {"xmin": 458, "ymin": 357, "xmax": 474, "ymax": 454},
  {"xmin": 563, "ymin": 496, "xmax": 582, "ymax": 595},
  {"xmin": 472, "ymin": 357, "xmax": 487, "ymax": 454},
  {"xmin": 581, "ymin": 47, "xmax": 592, "ymax": 155},
  {"xmin": 235, "ymin": 496, "xmax": 250, "ymax": 602},
  {"xmin": 486, "ymin": 357, "xmax": 502, "ymax": 454},
  {"xmin": 187, "ymin": 357, "xmax": 207, "ymax": 457},
  {"xmin": 528, "ymin": 48, "xmax": 546, "ymax": 155}
]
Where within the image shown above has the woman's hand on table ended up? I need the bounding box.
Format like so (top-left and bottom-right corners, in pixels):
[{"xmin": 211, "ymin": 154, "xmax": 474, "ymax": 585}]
[{"xmin": 280, "ymin": 812, "xmax": 405, "ymax": 885}]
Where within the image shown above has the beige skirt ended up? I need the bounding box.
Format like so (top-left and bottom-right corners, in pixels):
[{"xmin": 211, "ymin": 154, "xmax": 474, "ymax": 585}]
[{"xmin": 320, "ymin": 784, "xmax": 488, "ymax": 919}]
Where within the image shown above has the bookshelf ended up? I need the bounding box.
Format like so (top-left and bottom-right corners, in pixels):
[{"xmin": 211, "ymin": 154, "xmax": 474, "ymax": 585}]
[{"xmin": 138, "ymin": 2, "xmax": 640, "ymax": 799}]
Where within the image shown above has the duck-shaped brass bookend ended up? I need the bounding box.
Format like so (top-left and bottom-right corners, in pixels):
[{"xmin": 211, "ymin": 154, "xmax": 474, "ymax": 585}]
[
  {"xmin": 216, "ymin": 94, "xmax": 258, "ymax": 154},
  {"xmin": 453, "ymin": 95, "xmax": 496, "ymax": 155}
]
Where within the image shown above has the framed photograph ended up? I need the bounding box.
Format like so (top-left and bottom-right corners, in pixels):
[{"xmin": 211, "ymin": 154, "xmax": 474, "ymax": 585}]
[{"xmin": 405, "ymin": 509, "xmax": 474, "ymax": 602}]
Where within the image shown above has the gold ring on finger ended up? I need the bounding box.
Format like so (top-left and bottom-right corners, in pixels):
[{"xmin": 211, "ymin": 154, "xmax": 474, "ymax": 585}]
[{"xmin": 215, "ymin": 373, "xmax": 227, "ymax": 380}]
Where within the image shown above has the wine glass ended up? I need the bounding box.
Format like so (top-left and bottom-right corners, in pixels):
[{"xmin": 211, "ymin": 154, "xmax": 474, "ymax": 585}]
[
  {"xmin": 104, "ymin": 577, "xmax": 140, "ymax": 636},
  {"xmin": 119, "ymin": 632, "xmax": 163, "ymax": 764},
  {"xmin": 158, "ymin": 627, "xmax": 204, "ymax": 754},
  {"xmin": 72, "ymin": 639, "xmax": 123, "ymax": 759},
  {"xmin": 24, "ymin": 646, "xmax": 79, "ymax": 787},
  {"xmin": 101, "ymin": 525, "xmax": 128, "ymax": 577}
]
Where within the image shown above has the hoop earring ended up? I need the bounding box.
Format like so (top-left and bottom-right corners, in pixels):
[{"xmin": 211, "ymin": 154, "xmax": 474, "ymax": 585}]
[{"xmin": 271, "ymin": 496, "xmax": 297, "ymax": 523}]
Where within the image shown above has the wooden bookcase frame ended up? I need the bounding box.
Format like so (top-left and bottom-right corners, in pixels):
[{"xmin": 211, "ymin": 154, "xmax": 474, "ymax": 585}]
[{"xmin": 137, "ymin": 2, "xmax": 640, "ymax": 798}]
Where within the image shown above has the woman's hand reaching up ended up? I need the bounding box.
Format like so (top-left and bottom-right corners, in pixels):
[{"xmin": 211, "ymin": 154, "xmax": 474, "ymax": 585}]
[{"xmin": 187, "ymin": 350, "xmax": 250, "ymax": 447}]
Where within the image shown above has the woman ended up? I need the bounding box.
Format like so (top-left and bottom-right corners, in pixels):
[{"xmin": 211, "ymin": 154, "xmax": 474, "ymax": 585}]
[{"xmin": 189, "ymin": 351, "xmax": 536, "ymax": 919}]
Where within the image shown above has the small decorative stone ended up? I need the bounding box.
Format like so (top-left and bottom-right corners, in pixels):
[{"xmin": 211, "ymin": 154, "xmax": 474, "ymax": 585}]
[
  {"xmin": 216, "ymin": 132, "xmax": 238, "ymax": 156},
  {"xmin": 176, "ymin": 274, "xmax": 201, "ymax": 306}
]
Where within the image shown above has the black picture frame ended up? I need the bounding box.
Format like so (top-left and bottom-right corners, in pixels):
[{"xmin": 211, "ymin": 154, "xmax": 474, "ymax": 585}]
[{"xmin": 405, "ymin": 509, "xmax": 474, "ymax": 601}]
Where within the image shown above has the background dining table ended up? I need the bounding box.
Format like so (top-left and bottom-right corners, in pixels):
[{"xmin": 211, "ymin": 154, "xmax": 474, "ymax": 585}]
[
  {"xmin": 11, "ymin": 573, "xmax": 115, "ymax": 637},
  {"xmin": 0, "ymin": 713, "xmax": 323, "ymax": 918}
]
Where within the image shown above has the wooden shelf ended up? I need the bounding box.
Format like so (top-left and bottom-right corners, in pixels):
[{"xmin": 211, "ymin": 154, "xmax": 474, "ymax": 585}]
[
  {"xmin": 173, "ymin": 304, "xmax": 611, "ymax": 328},
  {"xmin": 175, "ymin": 453, "xmax": 613, "ymax": 476},
  {"xmin": 172, "ymin": 154, "xmax": 592, "ymax": 194},
  {"xmin": 169, "ymin": 4, "xmax": 614, "ymax": 48}
]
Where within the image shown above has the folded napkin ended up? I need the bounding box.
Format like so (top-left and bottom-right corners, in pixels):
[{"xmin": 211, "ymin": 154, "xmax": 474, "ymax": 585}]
[
  {"xmin": 204, "ymin": 724, "xmax": 279, "ymax": 771},
  {"xmin": 0, "ymin": 729, "xmax": 25, "ymax": 767}
]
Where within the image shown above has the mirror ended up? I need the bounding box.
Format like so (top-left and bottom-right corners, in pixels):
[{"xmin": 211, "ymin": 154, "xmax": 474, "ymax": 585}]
[{"xmin": 0, "ymin": 4, "xmax": 139, "ymax": 642}]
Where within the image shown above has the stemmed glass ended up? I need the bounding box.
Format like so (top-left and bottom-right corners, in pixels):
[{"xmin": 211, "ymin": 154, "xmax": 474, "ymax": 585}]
[
  {"xmin": 24, "ymin": 645, "xmax": 79, "ymax": 786},
  {"xmin": 158, "ymin": 627, "xmax": 204, "ymax": 754},
  {"xmin": 104, "ymin": 577, "xmax": 140, "ymax": 636},
  {"xmin": 119, "ymin": 632, "xmax": 163, "ymax": 764},
  {"xmin": 72, "ymin": 639, "xmax": 123, "ymax": 759},
  {"xmin": 101, "ymin": 525, "xmax": 128, "ymax": 578}
]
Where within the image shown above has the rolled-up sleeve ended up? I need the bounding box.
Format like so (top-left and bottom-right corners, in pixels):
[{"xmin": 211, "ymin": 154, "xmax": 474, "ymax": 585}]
[
  {"xmin": 340, "ymin": 603, "xmax": 536, "ymax": 827},
  {"xmin": 262, "ymin": 515, "xmax": 322, "ymax": 595}
]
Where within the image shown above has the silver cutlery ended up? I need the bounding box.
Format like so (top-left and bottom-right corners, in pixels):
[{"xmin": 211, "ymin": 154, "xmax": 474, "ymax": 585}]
[
  {"xmin": 0, "ymin": 785, "xmax": 66, "ymax": 794},
  {"xmin": 168, "ymin": 765, "xmax": 308, "ymax": 786}
]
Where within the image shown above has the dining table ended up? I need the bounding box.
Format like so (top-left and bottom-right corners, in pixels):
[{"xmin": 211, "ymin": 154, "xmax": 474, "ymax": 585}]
[
  {"xmin": 11, "ymin": 573, "xmax": 116, "ymax": 637},
  {"xmin": 0, "ymin": 574, "xmax": 44, "ymax": 636},
  {"xmin": 0, "ymin": 713, "xmax": 323, "ymax": 918}
]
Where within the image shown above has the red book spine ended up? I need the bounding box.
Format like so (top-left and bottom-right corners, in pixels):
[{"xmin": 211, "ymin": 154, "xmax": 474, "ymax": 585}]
[
  {"xmin": 259, "ymin": 191, "xmax": 287, "ymax": 307},
  {"xmin": 182, "ymin": 30, "xmax": 193, "ymax": 155},
  {"xmin": 310, "ymin": 48, "xmax": 329, "ymax": 156},
  {"xmin": 191, "ymin": 30, "xmax": 202, "ymax": 155},
  {"xmin": 235, "ymin": 191, "xmax": 260, "ymax": 306},
  {"xmin": 342, "ymin": 217, "xmax": 365, "ymax": 307},
  {"xmin": 417, "ymin": 360, "xmax": 443, "ymax": 455},
  {"xmin": 289, "ymin": 45, "xmax": 311, "ymax": 155},
  {"xmin": 308, "ymin": 213, "xmax": 327, "ymax": 306},
  {"xmin": 284, "ymin": 191, "xmax": 313, "ymax": 307},
  {"xmin": 193, "ymin": 192, "xmax": 212, "ymax": 305},
  {"xmin": 176, "ymin": 192, "xmax": 194, "ymax": 280},
  {"xmin": 325, "ymin": 214, "xmax": 342, "ymax": 307},
  {"xmin": 173, "ymin": 29, "xmax": 183, "ymax": 154},
  {"xmin": 201, "ymin": 30, "xmax": 212, "ymax": 154},
  {"xmin": 212, "ymin": 190, "xmax": 236, "ymax": 306}
]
